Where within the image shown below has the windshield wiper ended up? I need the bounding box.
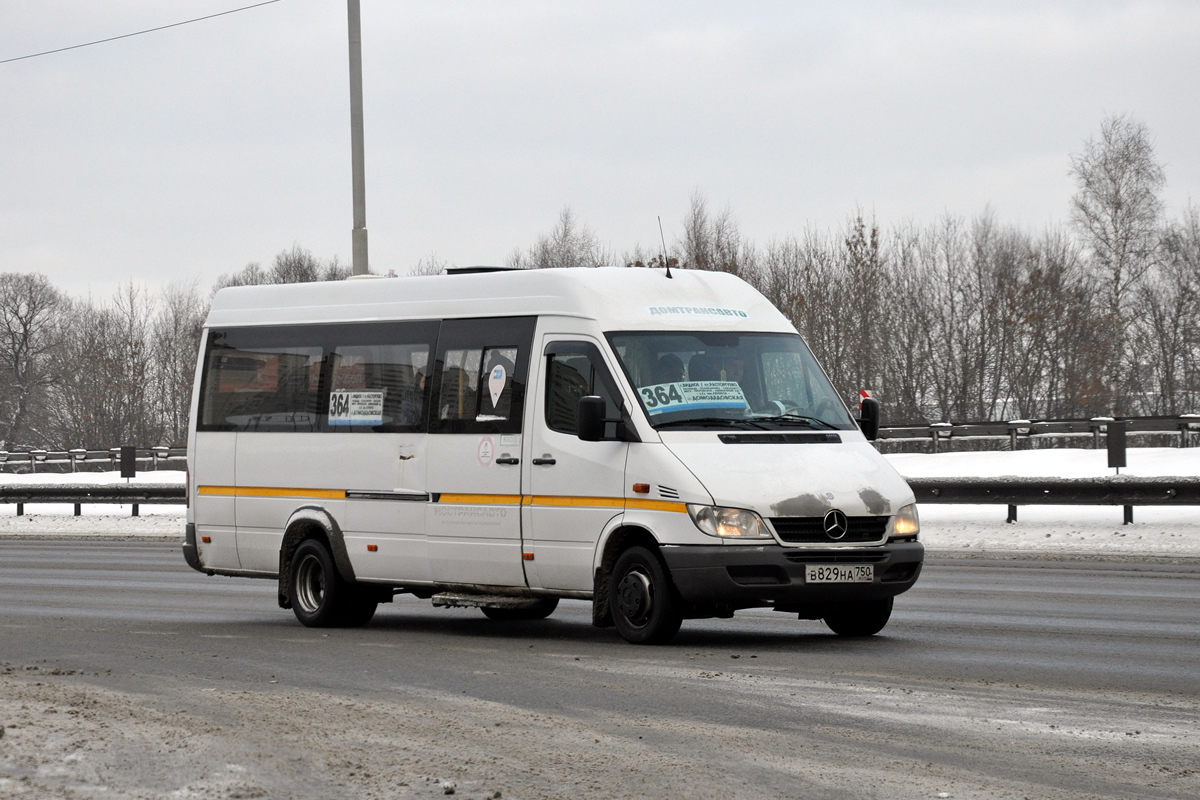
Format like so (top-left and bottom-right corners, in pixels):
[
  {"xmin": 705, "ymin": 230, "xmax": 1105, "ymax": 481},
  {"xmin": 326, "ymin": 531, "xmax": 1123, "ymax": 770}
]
[
  {"xmin": 754, "ymin": 413, "xmax": 840, "ymax": 430},
  {"xmin": 653, "ymin": 416, "xmax": 767, "ymax": 430}
]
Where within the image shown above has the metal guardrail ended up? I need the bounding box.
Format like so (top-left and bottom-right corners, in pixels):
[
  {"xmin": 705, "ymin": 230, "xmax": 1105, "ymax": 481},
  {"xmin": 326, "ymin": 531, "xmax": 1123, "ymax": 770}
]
[
  {"xmin": 879, "ymin": 415, "xmax": 1200, "ymax": 452},
  {"xmin": 908, "ymin": 476, "xmax": 1200, "ymax": 524},
  {"xmin": 0, "ymin": 447, "xmax": 186, "ymax": 473},
  {"xmin": 0, "ymin": 485, "xmax": 185, "ymax": 517},
  {"xmin": 0, "ymin": 475, "xmax": 1192, "ymax": 526}
]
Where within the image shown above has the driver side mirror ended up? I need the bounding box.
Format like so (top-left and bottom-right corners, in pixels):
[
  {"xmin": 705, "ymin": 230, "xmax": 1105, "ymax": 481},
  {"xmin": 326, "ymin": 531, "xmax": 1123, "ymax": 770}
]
[
  {"xmin": 858, "ymin": 396, "xmax": 880, "ymax": 441},
  {"xmin": 577, "ymin": 396, "xmax": 607, "ymax": 441}
]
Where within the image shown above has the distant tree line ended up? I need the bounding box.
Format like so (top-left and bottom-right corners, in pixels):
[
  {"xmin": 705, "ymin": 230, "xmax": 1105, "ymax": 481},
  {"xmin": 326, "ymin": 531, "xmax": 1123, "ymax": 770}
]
[
  {"xmin": 509, "ymin": 115, "xmax": 1200, "ymax": 425},
  {"xmin": 0, "ymin": 115, "xmax": 1195, "ymax": 448},
  {"xmin": 0, "ymin": 245, "xmax": 346, "ymax": 450}
]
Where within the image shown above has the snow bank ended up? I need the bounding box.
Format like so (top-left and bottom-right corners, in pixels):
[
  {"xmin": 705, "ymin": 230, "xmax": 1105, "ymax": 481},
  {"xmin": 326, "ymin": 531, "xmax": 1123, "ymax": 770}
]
[{"xmin": 1, "ymin": 454, "xmax": 1197, "ymax": 557}]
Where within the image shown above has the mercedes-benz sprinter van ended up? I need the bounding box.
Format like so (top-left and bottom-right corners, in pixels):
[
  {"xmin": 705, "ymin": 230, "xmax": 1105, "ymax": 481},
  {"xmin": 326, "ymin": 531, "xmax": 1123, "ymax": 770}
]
[{"xmin": 184, "ymin": 267, "xmax": 922, "ymax": 644}]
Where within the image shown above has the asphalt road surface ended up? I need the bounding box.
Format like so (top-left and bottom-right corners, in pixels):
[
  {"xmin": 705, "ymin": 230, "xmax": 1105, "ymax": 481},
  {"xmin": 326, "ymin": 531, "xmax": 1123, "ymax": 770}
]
[{"xmin": 1, "ymin": 540, "xmax": 1196, "ymax": 800}]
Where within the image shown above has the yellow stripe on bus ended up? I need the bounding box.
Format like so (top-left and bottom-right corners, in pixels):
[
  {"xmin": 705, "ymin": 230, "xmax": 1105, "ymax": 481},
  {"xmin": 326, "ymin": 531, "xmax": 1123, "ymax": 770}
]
[
  {"xmin": 623, "ymin": 498, "xmax": 689, "ymax": 513},
  {"xmin": 197, "ymin": 486, "xmax": 347, "ymax": 500},
  {"xmin": 438, "ymin": 493, "xmax": 524, "ymax": 505},
  {"xmin": 197, "ymin": 487, "xmax": 687, "ymax": 513},
  {"xmin": 526, "ymin": 495, "xmax": 627, "ymax": 509}
]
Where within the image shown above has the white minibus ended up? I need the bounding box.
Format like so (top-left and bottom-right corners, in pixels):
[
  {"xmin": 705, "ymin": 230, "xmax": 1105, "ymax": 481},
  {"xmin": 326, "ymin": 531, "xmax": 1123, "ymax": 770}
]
[{"xmin": 184, "ymin": 267, "xmax": 922, "ymax": 644}]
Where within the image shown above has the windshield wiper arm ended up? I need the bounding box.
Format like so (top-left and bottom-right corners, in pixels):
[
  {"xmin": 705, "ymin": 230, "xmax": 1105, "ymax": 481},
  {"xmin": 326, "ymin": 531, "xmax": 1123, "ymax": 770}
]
[
  {"xmin": 755, "ymin": 413, "xmax": 840, "ymax": 430},
  {"xmin": 653, "ymin": 416, "xmax": 767, "ymax": 430}
]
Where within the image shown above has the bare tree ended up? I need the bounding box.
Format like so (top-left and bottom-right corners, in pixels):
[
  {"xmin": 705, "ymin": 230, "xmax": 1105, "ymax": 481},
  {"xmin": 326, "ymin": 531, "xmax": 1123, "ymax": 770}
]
[
  {"xmin": 678, "ymin": 191, "xmax": 750, "ymax": 276},
  {"xmin": 0, "ymin": 273, "xmax": 64, "ymax": 448},
  {"xmin": 1133, "ymin": 204, "xmax": 1200, "ymax": 414},
  {"xmin": 214, "ymin": 245, "xmax": 351, "ymax": 291},
  {"xmin": 506, "ymin": 207, "xmax": 613, "ymax": 269},
  {"xmin": 409, "ymin": 253, "xmax": 451, "ymax": 276},
  {"xmin": 1069, "ymin": 114, "xmax": 1166, "ymax": 414},
  {"xmin": 151, "ymin": 281, "xmax": 208, "ymax": 445}
]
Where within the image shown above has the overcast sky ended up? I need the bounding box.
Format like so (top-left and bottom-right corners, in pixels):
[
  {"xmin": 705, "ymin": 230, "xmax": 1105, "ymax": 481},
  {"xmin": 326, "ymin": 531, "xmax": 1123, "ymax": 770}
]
[{"xmin": 3, "ymin": 0, "xmax": 1199, "ymax": 299}]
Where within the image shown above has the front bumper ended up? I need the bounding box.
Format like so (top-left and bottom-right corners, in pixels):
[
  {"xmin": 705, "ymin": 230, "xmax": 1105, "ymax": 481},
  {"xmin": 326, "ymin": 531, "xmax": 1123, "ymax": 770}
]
[{"xmin": 660, "ymin": 540, "xmax": 924, "ymax": 613}]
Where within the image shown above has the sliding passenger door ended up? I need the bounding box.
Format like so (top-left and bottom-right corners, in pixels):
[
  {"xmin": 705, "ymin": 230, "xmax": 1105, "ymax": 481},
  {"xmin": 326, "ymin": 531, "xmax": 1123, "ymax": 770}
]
[{"xmin": 425, "ymin": 317, "xmax": 536, "ymax": 587}]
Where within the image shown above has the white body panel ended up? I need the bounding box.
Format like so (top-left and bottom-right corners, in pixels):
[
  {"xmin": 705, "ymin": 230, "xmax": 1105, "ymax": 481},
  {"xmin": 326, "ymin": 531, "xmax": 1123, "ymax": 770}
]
[
  {"xmin": 425, "ymin": 433, "xmax": 525, "ymax": 586},
  {"xmin": 660, "ymin": 433, "xmax": 915, "ymax": 519},
  {"xmin": 192, "ymin": 432, "xmax": 238, "ymax": 568}
]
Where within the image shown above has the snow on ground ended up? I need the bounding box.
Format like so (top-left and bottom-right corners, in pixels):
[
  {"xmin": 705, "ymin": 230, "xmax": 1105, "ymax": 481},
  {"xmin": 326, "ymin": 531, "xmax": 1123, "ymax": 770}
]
[
  {"xmin": 1, "ymin": 450, "xmax": 1198, "ymax": 557},
  {"xmin": 884, "ymin": 447, "xmax": 1200, "ymax": 558},
  {"xmin": 886, "ymin": 445, "xmax": 1200, "ymax": 478}
]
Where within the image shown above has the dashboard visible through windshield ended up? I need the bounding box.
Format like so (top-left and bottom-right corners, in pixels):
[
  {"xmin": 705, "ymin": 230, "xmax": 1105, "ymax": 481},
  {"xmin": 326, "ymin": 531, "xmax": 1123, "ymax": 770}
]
[{"xmin": 607, "ymin": 331, "xmax": 856, "ymax": 431}]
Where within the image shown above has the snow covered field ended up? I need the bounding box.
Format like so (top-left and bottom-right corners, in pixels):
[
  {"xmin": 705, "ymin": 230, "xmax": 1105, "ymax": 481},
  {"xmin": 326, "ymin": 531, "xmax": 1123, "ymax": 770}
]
[{"xmin": 0, "ymin": 448, "xmax": 1197, "ymax": 557}]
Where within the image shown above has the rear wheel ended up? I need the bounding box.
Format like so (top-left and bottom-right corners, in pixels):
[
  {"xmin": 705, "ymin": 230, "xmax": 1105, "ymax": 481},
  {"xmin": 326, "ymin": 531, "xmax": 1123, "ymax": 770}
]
[
  {"xmin": 480, "ymin": 597, "xmax": 559, "ymax": 621},
  {"xmin": 823, "ymin": 597, "xmax": 893, "ymax": 637},
  {"xmin": 609, "ymin": 546, "xmax": 682, "ymax": 645},
  {"xmin": 289, "ymin": 539, "xmax": 377, "ymax": 627}
]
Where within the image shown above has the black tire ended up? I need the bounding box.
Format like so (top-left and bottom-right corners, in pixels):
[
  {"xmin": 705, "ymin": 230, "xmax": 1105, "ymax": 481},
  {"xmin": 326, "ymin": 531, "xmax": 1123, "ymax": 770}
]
[
  {"xmin": 609, "ymin": 546, "xmax": 683, "ymax": 645},
  {"xmin": 823, "ymin": 597, "xmax": 893, "ymax": 637},
  {"xmin": 288, "ymin": 539, "xmax": 377, "ymax": 628},
  {"xmin": 480, "ymin": 597, "xmax": 559, "ymax": 621}
]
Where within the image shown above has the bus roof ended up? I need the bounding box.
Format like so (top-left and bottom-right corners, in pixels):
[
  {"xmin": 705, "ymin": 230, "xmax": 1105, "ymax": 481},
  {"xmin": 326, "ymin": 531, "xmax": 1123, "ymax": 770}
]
[{"xmin": 204, "ymin": 267, "xmax": 795, "ymax": 333}]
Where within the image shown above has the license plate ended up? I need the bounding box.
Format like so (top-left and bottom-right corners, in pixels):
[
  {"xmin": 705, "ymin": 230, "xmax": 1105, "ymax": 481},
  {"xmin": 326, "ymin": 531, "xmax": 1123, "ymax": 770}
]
[{"xmin": 805, "ymin": 564, "xmax": 873, "ymax": 583}]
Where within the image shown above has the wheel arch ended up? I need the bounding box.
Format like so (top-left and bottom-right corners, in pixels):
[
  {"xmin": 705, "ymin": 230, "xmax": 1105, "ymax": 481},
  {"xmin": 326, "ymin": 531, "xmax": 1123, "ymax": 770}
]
[
  {"xmin": 591, "ymin": 522, "xmax": 663, "ymax": 627},
  {"xmin": 277, "ymin": 506, "xmax": 355, "ymax": 609}
]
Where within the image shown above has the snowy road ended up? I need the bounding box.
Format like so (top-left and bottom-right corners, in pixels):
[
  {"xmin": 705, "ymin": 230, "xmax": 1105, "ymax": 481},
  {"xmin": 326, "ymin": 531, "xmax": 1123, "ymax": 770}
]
[{"xmin": 1, "ymin": 540, "xmax": 1196, "ymax": 799}]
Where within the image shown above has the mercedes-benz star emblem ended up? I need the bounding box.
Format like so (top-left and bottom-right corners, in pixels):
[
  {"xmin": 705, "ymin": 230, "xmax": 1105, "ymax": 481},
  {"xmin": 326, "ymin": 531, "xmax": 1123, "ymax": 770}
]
[{"xmin": 823, "ymin": 509, "xmax": 849, "ymax": 541}]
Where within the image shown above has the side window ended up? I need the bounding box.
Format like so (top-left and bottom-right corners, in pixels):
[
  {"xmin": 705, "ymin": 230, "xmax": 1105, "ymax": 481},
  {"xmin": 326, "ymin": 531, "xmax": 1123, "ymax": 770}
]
[
  {"xmin": 199, "ymin": 330, "xmax": 323, "ymax": 432},
  {"xmin": 328, "ymin": 342, "xmax": 431, "ymax": 431},
  {"xmin": 430, "ymin": 317, "xmax": 536, "ymax": 434},
  {"xmin": 197, "ymin": 321, "xmax": 437, "ymax": 433},
  {"xmin": 544, "ymin": 342, "xmax": 621, "ymax": 436}
]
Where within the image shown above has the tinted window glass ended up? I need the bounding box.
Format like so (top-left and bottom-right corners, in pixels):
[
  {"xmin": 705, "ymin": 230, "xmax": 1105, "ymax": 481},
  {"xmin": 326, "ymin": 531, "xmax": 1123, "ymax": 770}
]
[
  {"xmin": 197, "ymin": 322, "xmax": 437, "ymax": 432},
  {"xmin": 430, "ymin": 318, "xmax": 535, "ymax": 434},
  {"xmin": 545, "ymin": 346, "xmax": 620, "ymax": 435}
]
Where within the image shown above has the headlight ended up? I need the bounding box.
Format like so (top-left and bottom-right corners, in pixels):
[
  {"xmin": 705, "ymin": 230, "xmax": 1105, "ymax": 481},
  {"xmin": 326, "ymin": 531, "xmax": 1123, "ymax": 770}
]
[
  {"xmin": 892, "ymin": 503, "xmax": 919, "ymax": 538},
  {"xmin": 687, "ymin": 504, "xmax": 773, "ymax": 539}
]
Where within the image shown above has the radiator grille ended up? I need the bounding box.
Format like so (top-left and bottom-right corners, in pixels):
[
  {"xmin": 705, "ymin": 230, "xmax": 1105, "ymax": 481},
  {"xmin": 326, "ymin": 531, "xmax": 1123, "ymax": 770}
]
[{"xmin": 769, "ymin": 516, "xmax": 888, "ymax": 544}]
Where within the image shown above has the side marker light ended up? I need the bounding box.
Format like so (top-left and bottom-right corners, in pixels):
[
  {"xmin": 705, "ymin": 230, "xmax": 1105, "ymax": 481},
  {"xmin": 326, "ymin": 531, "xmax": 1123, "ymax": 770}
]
[
  {"xmin": 523, "ymin": 552, "xmax": 535, "ymax": 561},
  {"xmin": 201, "ymin": 536, "xmax": 211, "ymax": 543},
  {"xmin": 367, "ymin": 544, "xmax": 378, "ymax": 552},
  {"xmin": 632, "ymin": 483, "xmax": 650, "ymax": 494}
]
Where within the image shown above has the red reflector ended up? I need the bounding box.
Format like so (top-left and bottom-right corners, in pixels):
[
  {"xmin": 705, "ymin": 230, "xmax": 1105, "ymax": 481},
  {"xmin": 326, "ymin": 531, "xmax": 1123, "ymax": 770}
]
[
  {"xmin": 522, "ymin": 552, "xmax": 534, "ymax": 561},
  {"xmin": 632, "ymin": 483, "xmax": 650, "ymax": 494},
  {"xmin": 367, "ymin": 544, "xmax": 378, "ymax": 552},
  {"xmin": 201, "ymin": 536, "xmax": 211, "ymax": 543}
]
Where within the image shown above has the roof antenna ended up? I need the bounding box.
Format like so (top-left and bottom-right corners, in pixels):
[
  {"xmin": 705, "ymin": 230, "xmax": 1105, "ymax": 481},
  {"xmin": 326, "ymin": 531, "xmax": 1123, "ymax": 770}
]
[{"xmin": 657, "ymin": 215, "xmax": 672, "ymax": 279}]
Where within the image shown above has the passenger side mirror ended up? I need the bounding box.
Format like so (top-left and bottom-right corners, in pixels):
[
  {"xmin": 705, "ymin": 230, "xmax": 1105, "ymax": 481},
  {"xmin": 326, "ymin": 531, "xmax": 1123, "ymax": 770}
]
[
  {"xmin": 577, "ymin": 396, "xmax": 607, "ymax": 441},
  {"xmin": 858, "ymin": 396, "xmax": 880, "ymax": 441}
]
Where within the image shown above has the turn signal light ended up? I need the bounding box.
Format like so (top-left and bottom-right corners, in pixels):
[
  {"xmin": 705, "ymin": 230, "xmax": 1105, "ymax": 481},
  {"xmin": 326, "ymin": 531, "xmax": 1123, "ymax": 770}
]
[
  {"xmin": 523, "ymin": 552, "xmax": 535, "ymax": 561},
  {"xmin": 632, "ymin": 483, "xmax": 650, "ymax": 494},
  {"xmin": 201, "ymin": 536, "xmax": 211, "ymax": 543},
  {"xmin": 367, "ymin": 544, "xmax": 378, "ymax": 552}
]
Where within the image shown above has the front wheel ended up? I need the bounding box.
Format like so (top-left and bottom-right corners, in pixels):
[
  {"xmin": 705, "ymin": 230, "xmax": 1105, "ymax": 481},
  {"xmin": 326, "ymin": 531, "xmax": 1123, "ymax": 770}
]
[
  {"xmin": 481, "ymin": 597, "xmax": 559, "ymax": 621},
  {"xmin": 289, "ymin": 539, "xmax": 377, "ymax": 628},
  {"xmin": 823, "ymin": 597, "xmax": 893, "ymax": 637},
  {"xmin": 609, "ymin": 546, "xmax": 682, "ymax": 645}
]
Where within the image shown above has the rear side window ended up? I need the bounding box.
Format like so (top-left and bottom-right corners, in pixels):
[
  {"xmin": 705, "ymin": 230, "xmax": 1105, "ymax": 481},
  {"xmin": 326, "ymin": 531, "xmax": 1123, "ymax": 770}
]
[
  {"xmin": 430, "ymin": 317, "xmax": 536, "ymax": 434},
  {"xmin": 197, "ymin": 322, "xmax": 437, "ymax": 432}
]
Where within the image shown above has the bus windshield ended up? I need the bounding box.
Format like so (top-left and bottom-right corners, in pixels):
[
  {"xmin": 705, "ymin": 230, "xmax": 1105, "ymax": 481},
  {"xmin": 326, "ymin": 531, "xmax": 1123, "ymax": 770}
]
[{"xmin": 607, "ymin": 331, "xmax": 856, "ymax": 431}]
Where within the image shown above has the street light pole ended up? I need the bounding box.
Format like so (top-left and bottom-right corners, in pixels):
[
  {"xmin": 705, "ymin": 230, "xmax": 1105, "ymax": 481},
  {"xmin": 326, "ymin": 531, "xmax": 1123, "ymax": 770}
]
[{"xmin": 347, "ymin": 0, "xmax": 368, "ymax": 275}]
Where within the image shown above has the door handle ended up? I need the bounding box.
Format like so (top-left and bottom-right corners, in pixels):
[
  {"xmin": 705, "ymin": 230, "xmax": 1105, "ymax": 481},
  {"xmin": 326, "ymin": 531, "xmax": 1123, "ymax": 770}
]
[
  {"xmin": 531, "ymin": 455, "xmax": 557, "ymax": 466},
  {"xmin": 495, "ymin": 457, "xmax": 520, "ymax": 465}
]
